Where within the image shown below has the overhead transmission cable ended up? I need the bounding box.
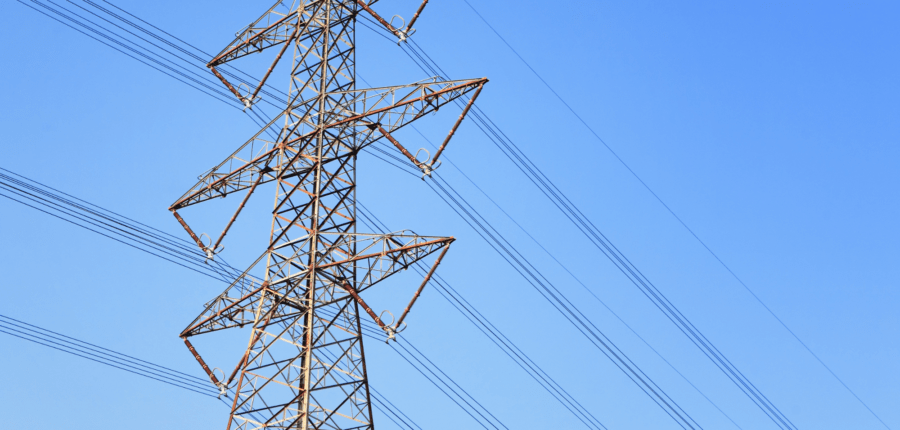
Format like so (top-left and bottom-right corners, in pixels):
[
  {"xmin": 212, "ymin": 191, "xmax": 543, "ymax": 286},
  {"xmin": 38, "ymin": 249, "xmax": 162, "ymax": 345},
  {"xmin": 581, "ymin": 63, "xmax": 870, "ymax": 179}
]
[
  {"xmin": 459, "ymin": 2, "xmax": 890, "ymax": 429},
  {"xmin": 358, "ymin": 14, "xmax": 795, "ymax": 430},
  {"xmin": 356, "ymin": 204, "xmax": 610, "ymax": 430},
  {"xmin": 0, "ymin": 314, "xmax": 419, "ymax": 429},
  {"xmin": 403, "ymin": 126, "xmax": 745, "ymax": 429},
  {"xmin": 24, "ymin": 0, "xmax": 668, "ymax": 426},
  {"xmin": 0, "ymin": 168, "xmax": 507, "ymax": 430},
  {"xmin": 0, "ymin": 314, "xmax": 219, "ymax": 397},
  {"xmin": 15, "ymin": 1, "xmax": 792, "ymax": 427},
  {"xmin": 14, "ymin": 0, "xmax": 238, "ymax": 109},
  {"xmin": 0, "ymin": 169, "xmax": 241, "ymax": 283}
]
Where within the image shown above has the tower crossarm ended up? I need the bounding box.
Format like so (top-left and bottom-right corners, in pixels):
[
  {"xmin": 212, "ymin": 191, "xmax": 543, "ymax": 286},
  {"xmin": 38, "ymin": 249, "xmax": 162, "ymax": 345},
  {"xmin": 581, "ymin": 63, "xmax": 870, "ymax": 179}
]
[
  {"xmin": 208, "ymin": 0, "xmax": 422, "ymax": 68},
  {"xmin": 324, "ymin": 78, "xmax": 488, "ymax": 143},
  {"xmin": 207, "ymin": 1, "xmax": 357, "ymax": 107},
  {"xmin": 169, "ymin": 109, "xmax": 289, "ymax": 210},
  {"xmin": 209, "ymin": 1, "xmax": 315, "ymax": 67},
  {"xmin": 170, "ymin": 78, "xmax": 486, "ymax": 211},
  {"xmin": 180, "ymin": 252, "xmax": 270, "ymax": 337},
  {"xmin": 181, "ymin": 232, "xmax": 452, "ymax": 338}
]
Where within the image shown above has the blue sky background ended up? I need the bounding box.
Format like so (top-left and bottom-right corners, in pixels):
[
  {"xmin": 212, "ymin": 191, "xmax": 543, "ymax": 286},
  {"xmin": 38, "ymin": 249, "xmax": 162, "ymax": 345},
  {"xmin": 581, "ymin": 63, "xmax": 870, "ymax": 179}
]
[{"xmin": 1, "ymin": 1, "xmax": 897, "ymax": 429}]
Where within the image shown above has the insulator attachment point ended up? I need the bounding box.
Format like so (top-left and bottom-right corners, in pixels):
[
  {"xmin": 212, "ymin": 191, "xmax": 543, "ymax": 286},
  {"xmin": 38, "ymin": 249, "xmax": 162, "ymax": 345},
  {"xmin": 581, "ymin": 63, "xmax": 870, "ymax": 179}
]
[
  {"xmin": 413, "ymin": 148, "xmax": 440, "ymax": 179},
  {"xmin": 199, "ymin": 233, "xmax": 224, "ymax": 263}
]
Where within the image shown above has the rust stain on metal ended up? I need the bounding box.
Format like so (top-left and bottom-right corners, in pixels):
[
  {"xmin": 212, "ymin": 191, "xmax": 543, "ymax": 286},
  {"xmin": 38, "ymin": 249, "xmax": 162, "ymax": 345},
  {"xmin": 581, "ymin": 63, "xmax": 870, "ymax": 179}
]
[
  {"xmin": 433, "ymin": 82, "xmax": 486, "ymax": 165},
  {"xmin": 406, "ymin": 0, "xmax": 430, "ymax": 33},
  {"xmin": 340, "ymin": 281, "xmax": 389, "ymax": 332},
  {"xmin": 395, "ymin": 243, "xmax": 451, "ymax": 329},
  {"xmin": 210, "ymin": 66, "xmax": 248, "ymax": 105},
  {"xmin": 171, "ymin": 209, "xmax": 206, "ymax": 252},
  {"xmin": 183, "ymin": 337, "xmax": 220, "ymax": 387}
]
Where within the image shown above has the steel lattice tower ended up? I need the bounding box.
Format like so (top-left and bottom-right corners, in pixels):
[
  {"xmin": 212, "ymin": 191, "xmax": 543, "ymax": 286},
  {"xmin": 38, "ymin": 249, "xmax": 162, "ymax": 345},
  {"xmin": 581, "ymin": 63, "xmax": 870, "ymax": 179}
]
[{"xmin": 169, "ymin": 1, "xmax": 486, "ymax": 429}]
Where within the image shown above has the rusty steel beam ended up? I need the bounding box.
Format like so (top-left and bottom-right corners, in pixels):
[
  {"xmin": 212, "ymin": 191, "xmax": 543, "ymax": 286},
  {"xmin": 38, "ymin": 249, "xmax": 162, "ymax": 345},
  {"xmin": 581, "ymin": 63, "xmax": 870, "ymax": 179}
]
[
  {"xmin": 181, "ymin": 281, "xmax": 268, "ymax": 337},
  {"xmin": 211, "ymin": 171, "xmax": 268, "ymax": 255},
  {"xmin": 169, "ymin": 78, "xmax": 486, "ymax": 211},
  {"xmin": 433, "ymin": 82, "xmax": 486, "ymax": 166},
  {"xmin": 207, "ymin": 10, "xmax": 296, "ymax": 67},
  {"xmin": 376, "ymin": 125, "xmax": 422, "ymax": 168},
  {"xmin": 183, "ymin": 338, "xmax": 221, "ymax": 388},
  {"xmin": 340, "ymin": 282, "xmax": 391, "ymax": 335},
  {"xmin": 314, "ymin": 237, "xmax": 452, "ymax": 271},
  {"xmin": 394, "ymin": 243, "xmax": 450, "ymax": 330},
  {"xmin": 210, "ymin": 66, "xmax": 248, "ymax": 106},
  {"xmin": 355, "ymin": 0, "xmax": 404, "ymax": 39},
  {"xmin": 406, "ymin": 0, "xmax": 430, "ymax": 33},
  {"xmin": 171, "ymin": 209, "xmax": 206, "ymax": 252},
  {"xmin": 225, "ymin": 309, "xmax": 274, "ymax": 388},
  {"xmin": 326, "ymin": 78, "xmax": 488, "ymax": 130},
  {"xmin": 248, "ymin": 23, "xmax": 301, "ymax": 104}
]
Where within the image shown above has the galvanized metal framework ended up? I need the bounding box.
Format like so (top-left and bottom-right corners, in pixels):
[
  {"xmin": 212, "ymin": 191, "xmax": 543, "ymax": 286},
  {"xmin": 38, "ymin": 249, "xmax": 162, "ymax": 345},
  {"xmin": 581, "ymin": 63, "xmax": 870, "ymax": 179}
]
[{"xmin": 169, "ymin": 1, "xmax": 486, "ymax": 429}]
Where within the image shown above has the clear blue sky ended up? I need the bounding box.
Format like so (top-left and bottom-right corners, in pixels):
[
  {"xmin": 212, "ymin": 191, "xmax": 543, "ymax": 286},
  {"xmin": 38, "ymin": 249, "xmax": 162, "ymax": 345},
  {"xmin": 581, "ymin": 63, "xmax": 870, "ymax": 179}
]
[{"xmin": 1, "ymin": 1, "xmax": 897, "ymax": 429}]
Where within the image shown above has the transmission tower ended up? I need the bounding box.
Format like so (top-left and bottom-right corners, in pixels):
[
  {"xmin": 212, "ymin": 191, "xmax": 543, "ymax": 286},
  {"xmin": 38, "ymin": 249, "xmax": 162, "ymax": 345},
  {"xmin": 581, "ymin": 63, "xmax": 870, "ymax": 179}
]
[{"xmin": 168, "ymin": 1, "xmax": 486, "ymax": 429}]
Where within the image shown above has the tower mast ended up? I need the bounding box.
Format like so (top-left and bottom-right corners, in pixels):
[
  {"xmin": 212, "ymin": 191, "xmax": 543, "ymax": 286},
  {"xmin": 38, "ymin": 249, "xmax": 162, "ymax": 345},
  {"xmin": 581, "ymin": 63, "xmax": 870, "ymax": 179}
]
[{"xmin": 170, "ymin": 2, "xmax": 486, "ymax": 428}]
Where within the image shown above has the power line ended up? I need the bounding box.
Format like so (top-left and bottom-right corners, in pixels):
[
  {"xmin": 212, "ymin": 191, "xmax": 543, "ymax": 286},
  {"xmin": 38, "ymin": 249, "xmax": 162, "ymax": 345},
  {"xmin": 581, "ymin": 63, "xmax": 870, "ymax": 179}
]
[
  {"xmin": 425, "ymin": 173, "xmax": 702, "ymax": 429},
  {"xmin": 0, "ymin": 167, "xmax": 506, "ymax": 430},
  {"xmin": 0, "ymin": 172, "xmax": 237, "ymax": 283},
  {"xmin": 0, "ymin": 314, "xmax": 420, "ymax": 429},
  {"xmin": 14, "ymin": 0, "xmax": 240, "ymax": 109},
  {"xmin": 460, "ymin": 2, "xmax": 891, "ymax": 429},
  {"xmin": 356, "ymin": 204, "xmax": 609, "ymax": 430},
  {"xmin": 357, "ymin": 18, "xmax": 795, "ymax": 429},
  {"xmin": 404, "ymin": 126, "xmax": 743, "ymax": 430},
  {"xmin": 107, "ymin": 5, "xmax": 696, "ymax": 424},
  {"xmin": 0, "ymin": 315, "xmax": 219, "ymax": 397},
  {"xmin": 14, "ymin": 1, "xmax": 863, "ymax": 427}
]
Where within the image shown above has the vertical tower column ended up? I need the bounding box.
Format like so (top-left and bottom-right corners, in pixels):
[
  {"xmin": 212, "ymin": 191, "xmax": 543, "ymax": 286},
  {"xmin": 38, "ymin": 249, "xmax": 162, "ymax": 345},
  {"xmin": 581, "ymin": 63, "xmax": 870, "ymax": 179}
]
[{"xmin": 228, "ymin": 2, "xmax": 371, "ymax": 429}]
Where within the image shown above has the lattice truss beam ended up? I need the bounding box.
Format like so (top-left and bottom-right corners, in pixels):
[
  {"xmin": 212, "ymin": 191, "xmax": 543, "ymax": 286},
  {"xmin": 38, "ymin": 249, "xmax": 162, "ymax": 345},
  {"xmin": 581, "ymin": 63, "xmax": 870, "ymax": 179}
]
[
  {"xmin": 182, "ymin": 232, "xmax": 452, "ymax": 337},
  {"xmin": 169, "ymin": 1, "xmax": 486, "ymax": 429},
  {"xmin": 170, "ymin": 78, "xmax": 486, "ymax": 211}
]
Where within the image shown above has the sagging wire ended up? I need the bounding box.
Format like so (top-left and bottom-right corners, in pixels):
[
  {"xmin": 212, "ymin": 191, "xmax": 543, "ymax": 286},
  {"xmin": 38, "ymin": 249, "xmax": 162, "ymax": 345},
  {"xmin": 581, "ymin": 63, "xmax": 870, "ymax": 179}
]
[
  {"xmin": 0, "ymin": 166, "xmax": 508, "ymax": 430},
  {"xmin": 361, "ymin": 12, "xmax": 793, "ymax": 430}
]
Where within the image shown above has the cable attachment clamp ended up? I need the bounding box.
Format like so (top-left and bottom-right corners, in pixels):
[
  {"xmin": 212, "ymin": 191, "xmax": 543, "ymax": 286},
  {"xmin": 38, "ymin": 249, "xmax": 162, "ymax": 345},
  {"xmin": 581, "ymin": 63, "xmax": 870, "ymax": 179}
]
[
  {"xmin": 212, "ymin": 367, "xmax": 228, "ymax": 398},
  {"xmin": 199, "ymin": 233, "xmax": 224, "ymax": 263},
  {"xmin": 414, "ymin": 148, "xmax": 441, "ymax": 180},
  {"xmin": 379, "ymin": 310, "xmax": 398, "ymax": 343},
  {"xmin": 390, "ymin": 15, "xmax": 415, "ymax": 43},
  {"xmin": 235, "ymin": 83, "xmax": 260, "ymax": 110}
]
